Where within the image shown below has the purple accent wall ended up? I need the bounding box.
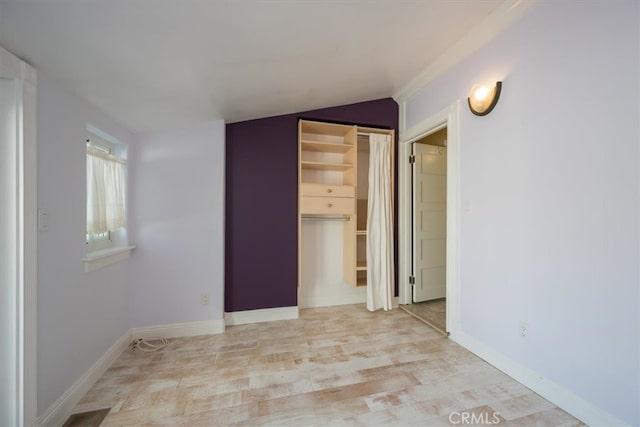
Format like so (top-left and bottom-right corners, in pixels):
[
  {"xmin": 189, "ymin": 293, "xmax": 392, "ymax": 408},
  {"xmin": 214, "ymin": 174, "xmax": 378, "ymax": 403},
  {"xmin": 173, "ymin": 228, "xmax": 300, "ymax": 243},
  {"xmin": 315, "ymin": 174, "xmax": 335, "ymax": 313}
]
[
  {"xmin": 225, "ymin": 98, "xmax": 399, "ymax": 312},
  {"xmin": 299, "ymin": 99, "xmax": 399, "ymax": 130},
  {"xmin": 225, "ymin": 115, "xmax": 299, "ymax": 311}
]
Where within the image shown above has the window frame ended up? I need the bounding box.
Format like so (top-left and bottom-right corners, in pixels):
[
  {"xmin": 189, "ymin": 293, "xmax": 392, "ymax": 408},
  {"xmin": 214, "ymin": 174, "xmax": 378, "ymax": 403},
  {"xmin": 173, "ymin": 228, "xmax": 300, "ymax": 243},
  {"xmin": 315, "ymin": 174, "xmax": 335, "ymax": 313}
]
[{"xmin": 83, "ymin": 126, "xmax": 134, "ymax": 271}]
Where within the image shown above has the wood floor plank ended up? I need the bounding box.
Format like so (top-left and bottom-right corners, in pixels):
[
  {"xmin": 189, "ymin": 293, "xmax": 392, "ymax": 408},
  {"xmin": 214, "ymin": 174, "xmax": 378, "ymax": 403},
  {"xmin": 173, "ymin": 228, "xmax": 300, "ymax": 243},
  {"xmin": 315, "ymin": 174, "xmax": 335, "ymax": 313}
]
[{"xmin": 257, "ymin": 373, "xmax": 419, "ymax": 417}]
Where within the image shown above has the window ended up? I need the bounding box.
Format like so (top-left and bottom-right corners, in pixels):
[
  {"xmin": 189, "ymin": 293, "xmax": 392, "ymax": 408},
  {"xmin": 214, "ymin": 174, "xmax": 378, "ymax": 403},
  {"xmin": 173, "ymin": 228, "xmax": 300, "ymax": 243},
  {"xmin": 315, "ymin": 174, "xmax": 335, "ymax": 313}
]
[{"xmin": 86, "ymin": 130, "xmax": 126, "ymax": 253}]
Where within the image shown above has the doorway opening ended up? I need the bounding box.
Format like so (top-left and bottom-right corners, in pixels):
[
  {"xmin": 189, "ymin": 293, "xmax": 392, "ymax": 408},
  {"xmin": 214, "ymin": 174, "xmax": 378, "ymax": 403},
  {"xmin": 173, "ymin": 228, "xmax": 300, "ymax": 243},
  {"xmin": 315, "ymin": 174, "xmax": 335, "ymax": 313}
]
[
  {"xmin": 398, "ymin": 102, "xmax": 460, "ymax": 339},
  {"xmin": 400, "ymin": 127, "xmax": 448, "ymax": 334}
]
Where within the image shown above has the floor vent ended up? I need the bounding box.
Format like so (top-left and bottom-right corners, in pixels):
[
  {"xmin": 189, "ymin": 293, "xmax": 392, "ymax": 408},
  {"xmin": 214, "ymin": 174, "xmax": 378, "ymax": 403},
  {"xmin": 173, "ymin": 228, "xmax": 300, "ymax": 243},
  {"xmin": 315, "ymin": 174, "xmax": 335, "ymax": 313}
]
[{"xmin": 62, "ymin": 408, "xmax": 110, "ymax": 427}]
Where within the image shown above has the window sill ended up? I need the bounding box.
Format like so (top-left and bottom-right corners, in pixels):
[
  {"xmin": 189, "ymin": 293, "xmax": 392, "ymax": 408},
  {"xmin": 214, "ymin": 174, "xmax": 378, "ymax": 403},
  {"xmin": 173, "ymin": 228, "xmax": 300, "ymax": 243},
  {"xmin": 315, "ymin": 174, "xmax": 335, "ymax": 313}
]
[{"xmin": 82, "ymin": 245, "xmax": 135, "ymax": 272}]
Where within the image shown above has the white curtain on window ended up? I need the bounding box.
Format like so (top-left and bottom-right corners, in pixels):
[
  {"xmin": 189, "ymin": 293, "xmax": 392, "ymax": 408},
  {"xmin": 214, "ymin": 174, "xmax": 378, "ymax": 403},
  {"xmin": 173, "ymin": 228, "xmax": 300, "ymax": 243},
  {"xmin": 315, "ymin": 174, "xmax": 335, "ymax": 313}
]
[
  {"xmin": 366, "ymin": 133, "xmax": 394, "ymax": 311},
  {"xmin": 87, "ymin": 147, "xmax": 126, "ymax": 234}
]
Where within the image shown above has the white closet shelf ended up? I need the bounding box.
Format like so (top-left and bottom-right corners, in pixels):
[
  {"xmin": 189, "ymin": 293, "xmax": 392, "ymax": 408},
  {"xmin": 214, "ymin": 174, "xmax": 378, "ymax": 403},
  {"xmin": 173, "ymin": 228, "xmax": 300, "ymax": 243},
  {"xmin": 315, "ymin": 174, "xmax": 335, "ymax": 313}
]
[
  {"xmin": 301, "ymin": 161, "xmax": 353, "ymax": 171},
  {"xmin": 301, "ymin": 140, "xmax": 354, "ymax": 153}
]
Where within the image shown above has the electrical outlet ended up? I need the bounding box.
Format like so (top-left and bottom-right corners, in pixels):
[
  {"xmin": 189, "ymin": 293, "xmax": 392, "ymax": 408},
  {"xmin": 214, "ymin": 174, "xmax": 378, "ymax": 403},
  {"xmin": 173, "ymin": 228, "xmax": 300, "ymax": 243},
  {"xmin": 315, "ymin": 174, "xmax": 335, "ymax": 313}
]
[
  {"xmin": 519, "ymin": 322, "xmax": 529, "ymax": 341},
  {"xmin": 201, "ymin": 293, "xmax": 210, "ymax": 306}
]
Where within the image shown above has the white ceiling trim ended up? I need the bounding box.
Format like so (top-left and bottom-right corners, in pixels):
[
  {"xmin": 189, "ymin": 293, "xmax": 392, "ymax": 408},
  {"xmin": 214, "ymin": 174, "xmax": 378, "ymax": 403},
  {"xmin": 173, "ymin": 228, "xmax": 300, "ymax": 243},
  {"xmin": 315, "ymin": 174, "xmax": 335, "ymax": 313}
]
[{"xmin": 393, "ymin": 0, "xmax": 538, "ymax": 103}]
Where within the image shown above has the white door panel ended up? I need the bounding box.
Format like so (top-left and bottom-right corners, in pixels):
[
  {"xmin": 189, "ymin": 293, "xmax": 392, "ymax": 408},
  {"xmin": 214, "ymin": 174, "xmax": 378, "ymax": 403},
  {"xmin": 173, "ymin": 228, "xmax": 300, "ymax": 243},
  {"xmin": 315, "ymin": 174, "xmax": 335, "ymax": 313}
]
[
  {"xmin": 413, "ymin": 143, "xmax": 447, "ymax": 303},
  {"xmin": 421, "ymin": 209, "xmax": 446, "ymax": 239},
  {"xmin": 422, "ymin": 239, "xmax": 446, "ymax": 268},
  {"xmin": 417, "ymin": 146, "xmax": 447, "ymax": 174},
  {"xmin": 420, "ymin": 267, "xmax": 446, "ymax": 298},
  {"xmin": 420, "ymin": 175, "xmax": 447, "ymax": 202}
]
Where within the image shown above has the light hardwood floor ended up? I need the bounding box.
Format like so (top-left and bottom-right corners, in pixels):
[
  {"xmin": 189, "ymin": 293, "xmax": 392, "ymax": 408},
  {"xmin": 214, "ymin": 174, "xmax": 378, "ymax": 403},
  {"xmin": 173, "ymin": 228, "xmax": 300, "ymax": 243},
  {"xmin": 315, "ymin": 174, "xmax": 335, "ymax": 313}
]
[{"xmin": 73, "ymin": 305, "xmax": 583, "ymax": 426}]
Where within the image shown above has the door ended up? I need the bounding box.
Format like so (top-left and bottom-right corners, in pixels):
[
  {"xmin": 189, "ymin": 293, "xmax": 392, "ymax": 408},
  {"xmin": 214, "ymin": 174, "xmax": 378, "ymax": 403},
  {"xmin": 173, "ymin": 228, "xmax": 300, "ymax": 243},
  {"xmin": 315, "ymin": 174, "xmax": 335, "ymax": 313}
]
[{"xmin": 412, "ymin": 143, "xmax": 447, "ymax": 303}]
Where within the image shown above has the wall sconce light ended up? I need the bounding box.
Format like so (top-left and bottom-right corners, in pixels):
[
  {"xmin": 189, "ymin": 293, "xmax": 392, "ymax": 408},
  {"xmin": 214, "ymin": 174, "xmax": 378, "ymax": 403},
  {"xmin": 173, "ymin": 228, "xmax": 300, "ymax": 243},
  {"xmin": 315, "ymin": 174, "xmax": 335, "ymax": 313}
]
[{"xmin": 468, "ymin": 81, "xmax": 502, "ymax": 116}]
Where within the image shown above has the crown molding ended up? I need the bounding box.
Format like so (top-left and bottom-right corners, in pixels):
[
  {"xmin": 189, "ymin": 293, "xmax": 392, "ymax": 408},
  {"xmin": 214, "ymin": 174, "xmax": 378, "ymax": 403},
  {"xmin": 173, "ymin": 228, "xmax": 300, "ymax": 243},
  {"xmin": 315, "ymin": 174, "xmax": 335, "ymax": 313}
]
[{"xmin": 394, "ymin": 0, "xmax": 538, "ymax": 103}]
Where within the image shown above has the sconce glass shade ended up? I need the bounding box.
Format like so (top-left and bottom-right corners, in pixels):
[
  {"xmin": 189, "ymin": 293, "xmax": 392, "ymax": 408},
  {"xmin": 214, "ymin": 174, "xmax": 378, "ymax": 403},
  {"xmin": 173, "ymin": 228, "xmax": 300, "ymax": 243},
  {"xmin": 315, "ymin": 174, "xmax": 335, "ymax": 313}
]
[{"xmin": 468, "ymin": 81, "xmax": 502, "ymax": 116}]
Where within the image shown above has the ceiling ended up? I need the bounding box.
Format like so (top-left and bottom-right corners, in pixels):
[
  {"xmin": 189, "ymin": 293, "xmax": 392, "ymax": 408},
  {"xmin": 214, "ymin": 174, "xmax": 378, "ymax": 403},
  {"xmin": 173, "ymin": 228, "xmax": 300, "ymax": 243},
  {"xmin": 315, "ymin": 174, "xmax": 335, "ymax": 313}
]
[{"xmin": 0, "ymin": 0, "xmax": 504, "ymax": 132}]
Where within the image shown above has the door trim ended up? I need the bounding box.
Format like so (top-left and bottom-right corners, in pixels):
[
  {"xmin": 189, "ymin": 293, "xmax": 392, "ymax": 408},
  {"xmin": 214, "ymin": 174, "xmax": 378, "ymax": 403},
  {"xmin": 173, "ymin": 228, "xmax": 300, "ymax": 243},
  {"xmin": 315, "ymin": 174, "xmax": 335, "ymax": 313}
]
[
  {"xmin": 1, "ymin": 45, "xmax": 38, "ymax": 426},
  {"xmin": 398, "ymin": 101, "xmax": 460, "ymax": 337}
]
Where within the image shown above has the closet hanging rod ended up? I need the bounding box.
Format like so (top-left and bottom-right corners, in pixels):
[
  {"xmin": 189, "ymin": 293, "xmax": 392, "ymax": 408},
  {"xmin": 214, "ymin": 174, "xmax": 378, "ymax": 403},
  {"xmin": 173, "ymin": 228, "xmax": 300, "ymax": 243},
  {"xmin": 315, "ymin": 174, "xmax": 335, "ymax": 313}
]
[
  {"xmin": 357, "ymin": 131, "xmax": 392, "ymax": 137},
  {"xmin": 301, "ymin": 215, "xmax": 350, "ymax": 221}
]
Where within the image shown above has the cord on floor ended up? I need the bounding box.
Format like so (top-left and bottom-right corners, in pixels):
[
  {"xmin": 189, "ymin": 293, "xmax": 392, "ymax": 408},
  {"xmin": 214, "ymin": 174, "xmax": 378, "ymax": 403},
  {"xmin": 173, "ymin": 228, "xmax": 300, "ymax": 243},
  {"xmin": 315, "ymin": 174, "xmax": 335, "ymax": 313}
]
[{"xmin": 130, "ymin": 337, "xmax": 168, "ymax": 352}]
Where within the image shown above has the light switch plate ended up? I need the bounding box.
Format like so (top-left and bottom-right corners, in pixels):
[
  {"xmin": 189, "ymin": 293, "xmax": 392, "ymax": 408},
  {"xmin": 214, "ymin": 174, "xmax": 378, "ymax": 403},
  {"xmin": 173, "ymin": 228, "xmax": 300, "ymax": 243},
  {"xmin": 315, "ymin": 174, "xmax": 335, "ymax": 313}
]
[{"xmin": 38, "ymin": 208, "xmax": 49, "ymax": 232}]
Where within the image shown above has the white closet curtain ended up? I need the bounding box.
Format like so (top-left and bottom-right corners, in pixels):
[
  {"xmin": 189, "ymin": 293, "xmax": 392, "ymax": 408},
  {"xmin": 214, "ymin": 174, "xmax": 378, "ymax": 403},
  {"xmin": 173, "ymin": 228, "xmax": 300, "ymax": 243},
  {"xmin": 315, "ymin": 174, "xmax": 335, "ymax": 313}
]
[
  {"xmin": 87, "ymin": 147, "xmax": 126, "ymax": 234},
  {"xmin": 366, "ymin": 133, "xmax": 394, "ymax": 311}
]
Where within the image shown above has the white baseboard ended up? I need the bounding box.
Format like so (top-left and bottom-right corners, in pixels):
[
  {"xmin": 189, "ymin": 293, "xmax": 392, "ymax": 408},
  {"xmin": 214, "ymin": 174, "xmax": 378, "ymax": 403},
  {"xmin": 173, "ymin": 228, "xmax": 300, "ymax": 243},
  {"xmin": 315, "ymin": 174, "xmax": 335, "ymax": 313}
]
[
  {"xmin": 35, "ymin": 330, "xmax": 131, "ymax": 427},
  {"xmin": 131, "ymin": 319, "xmax": 225, "ymax": 339},
  {"xmin": 454, "ymin": 331, "xmax": 629, "ymax": 427},
  {"xmin": 225, "ymin": 306, "xmax": 299, "ymax": 326}
]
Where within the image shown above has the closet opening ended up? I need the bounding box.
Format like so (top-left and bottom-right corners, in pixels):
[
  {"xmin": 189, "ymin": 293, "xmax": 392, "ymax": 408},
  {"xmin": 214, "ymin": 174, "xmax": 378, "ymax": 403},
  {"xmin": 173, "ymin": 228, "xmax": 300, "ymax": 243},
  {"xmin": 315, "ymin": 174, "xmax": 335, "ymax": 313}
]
[{"xmin": 297, "ymin": 120, "xmax": 395, "ymax": 310}]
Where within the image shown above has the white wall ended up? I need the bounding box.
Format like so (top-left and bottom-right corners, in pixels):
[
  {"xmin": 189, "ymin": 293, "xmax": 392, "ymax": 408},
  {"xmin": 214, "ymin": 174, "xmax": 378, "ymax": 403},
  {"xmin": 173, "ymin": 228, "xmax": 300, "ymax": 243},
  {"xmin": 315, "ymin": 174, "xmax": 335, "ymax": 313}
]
[
  {"xmin": 36, "ymin": 75, "xmax": 225, "ymax": 416},
  {"xmin": 404, "ymin": 1, "xmax": 639, "ymax": 425},
  {"xmin": 37, "ymin": 74, "xmax": 132, "ymax": 415},
  {"xmin": 128, "ymin": 121, "xmax": 225, "ymax": 327}
]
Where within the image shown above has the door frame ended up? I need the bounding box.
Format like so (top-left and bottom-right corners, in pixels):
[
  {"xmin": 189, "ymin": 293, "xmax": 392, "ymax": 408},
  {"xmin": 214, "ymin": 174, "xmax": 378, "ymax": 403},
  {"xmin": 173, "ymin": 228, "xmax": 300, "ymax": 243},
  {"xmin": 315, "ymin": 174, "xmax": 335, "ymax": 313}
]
[
  {"xmin": 398, "ymin": 101, "xmax": 460, "ymax": 337},
  {"xmin": 1, "ymin": 46, "xmax": 38, "ymax": 426}
]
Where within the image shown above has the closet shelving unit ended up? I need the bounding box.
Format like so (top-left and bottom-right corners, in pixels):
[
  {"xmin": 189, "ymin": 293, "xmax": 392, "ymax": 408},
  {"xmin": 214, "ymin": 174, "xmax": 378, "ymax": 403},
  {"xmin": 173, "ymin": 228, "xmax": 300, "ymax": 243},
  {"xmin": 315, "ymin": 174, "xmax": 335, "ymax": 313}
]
[{"xmin": 298, "ymin": 120, "xmax": 394, "ymax": 289}]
